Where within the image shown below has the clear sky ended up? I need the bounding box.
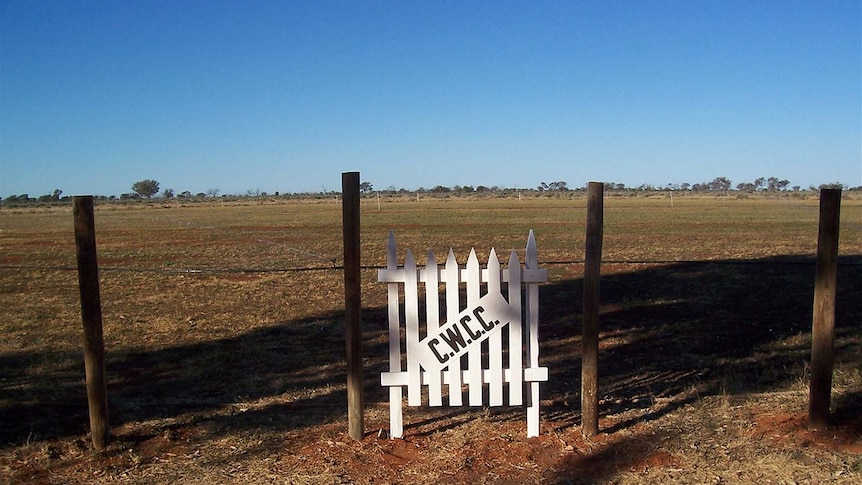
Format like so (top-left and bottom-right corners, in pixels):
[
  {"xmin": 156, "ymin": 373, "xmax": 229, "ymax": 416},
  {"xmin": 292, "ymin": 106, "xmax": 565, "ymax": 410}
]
[{"xmin": 1, "ymin": 0, "xmax": 860, "ymax": 197}]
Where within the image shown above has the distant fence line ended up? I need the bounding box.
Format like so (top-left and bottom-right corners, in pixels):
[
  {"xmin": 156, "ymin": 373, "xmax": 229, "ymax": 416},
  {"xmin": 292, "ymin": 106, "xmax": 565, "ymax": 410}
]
[{"xmin": 1, "ymin": 258, "xmax": 860, "ymax": 276}]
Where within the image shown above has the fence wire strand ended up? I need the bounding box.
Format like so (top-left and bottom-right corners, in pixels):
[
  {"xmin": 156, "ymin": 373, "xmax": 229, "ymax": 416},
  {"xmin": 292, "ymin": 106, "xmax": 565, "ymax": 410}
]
[{"xmin": 1, "ymin": 258, "xmax": 859, "ymax": 276}]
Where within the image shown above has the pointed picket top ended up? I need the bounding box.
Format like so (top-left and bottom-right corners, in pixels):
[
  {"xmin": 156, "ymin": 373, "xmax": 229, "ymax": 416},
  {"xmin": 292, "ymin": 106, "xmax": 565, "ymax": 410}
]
[
  {"xmin": 387, "ymin": 230, "xmax": 397, "ymax": 269},
  {"xmin": 425, "ymin": 249, "xmax": 439, "ymax": 312},
  {"xmin": 487, "ymin": 248, "xmax": 501, "ymax": 287},
  {"xmin": 508, "ymin": 248, "xmax": 521, "ymax": 275},
  {"xmin": 405, "ymin": 247, "xmax": 416, "ymax": 271},
  {"xmin": 526, "ymin": 230, "xmax": 538, "ymax": 269},
  {"xmin": 467, "ymin": 248, "xmax": 479, "ymax": 266},
  {"xmin": 467, "ymin": 247, "xmax": 479, "ymax": 269},
  {"xmin": 446, "ymin": 248, "xmax": 458, "ymax": 271},
  {"xmin": 425, "ymin": 249, "xmax": 440, "ymax": 321},
  {"xmin": 466, "ymin": 248, "xmax": 480, "ymax": 298},
  {"xmin": 444, "ymin": 248, "xmax": 459, "ymax": 286}
]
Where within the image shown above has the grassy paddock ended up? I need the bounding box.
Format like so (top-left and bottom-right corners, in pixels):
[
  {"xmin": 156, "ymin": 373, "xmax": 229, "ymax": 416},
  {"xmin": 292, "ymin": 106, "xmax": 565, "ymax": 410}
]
[{"xmin": 1, "ymin": 195, "xmax": 860, "ymax": 483}]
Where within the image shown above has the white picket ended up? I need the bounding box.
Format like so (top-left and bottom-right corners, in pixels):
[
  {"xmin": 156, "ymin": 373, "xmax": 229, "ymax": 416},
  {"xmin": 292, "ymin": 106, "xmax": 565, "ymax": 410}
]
[
  {"xmin": 525, "ymin": 230, "xmax": 541, "ymax": 437},
  {"xmin": 507, "ymin": 249, "xmax": 523, "ymax": 406},
  {"xmin": 379, "ymin": 231, "xmax": 547, "ymax": 438},
  {"xmin": 404, "ymin": 249, "xmax": 421, "ymax": 406},
  {"xmin": 487, "ymin": 248, "xmax": 504, "ymax": 406},
  {"xmin": 443, "ymin": 249, "xmax": 463, "ymax": 406},
  {"xmin": 385, "ymin": 231, "xmax": 403, "ymax": 438},
  {"xmin": 424, "ymin": 251, "xmax": 443, "ymax": 406},
  {"xmin": 465, "ymin": 249, "xmax": 483, "ymax": 405}
]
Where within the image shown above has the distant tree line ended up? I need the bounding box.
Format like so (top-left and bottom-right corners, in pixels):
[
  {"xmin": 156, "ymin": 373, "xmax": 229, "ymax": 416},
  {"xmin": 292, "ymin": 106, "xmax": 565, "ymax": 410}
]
[
  {"xmin": 2, "ymin": 176, "xmax": 857, "ymax": 207},
  {"xmin": 362, "ymin": 177, "xmax": 852, "ymax": 195},
  {"xmin": 563, "ymin": 177, "xmax": 847, "ymax": 193}
]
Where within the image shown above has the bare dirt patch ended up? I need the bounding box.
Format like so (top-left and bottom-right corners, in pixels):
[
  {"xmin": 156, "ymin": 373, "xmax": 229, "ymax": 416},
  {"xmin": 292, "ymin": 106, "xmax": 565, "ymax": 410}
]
[{"xmin": 748, "ymin": 408, "xmax": 862, "ymax": 454}]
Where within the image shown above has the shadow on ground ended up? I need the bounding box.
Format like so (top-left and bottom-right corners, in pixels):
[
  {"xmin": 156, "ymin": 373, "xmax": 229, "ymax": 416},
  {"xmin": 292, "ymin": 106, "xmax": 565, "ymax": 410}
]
[{"xmin": 1, "ymin": 255, "xmax": 860, "ymax": 449}]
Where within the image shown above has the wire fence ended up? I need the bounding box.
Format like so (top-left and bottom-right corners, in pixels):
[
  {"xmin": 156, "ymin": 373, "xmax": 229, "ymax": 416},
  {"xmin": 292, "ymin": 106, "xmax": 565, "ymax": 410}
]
[
  {"xmin": 6, "ymin": 208, "xmax": 859, "ymax": 276},
  {"xmin": 1, "ymin": 257, "xmax": 859, "ymax": 277},
  {"xmin": 3, "ymin": 210, "xmax": 860, "ymax": 276}
]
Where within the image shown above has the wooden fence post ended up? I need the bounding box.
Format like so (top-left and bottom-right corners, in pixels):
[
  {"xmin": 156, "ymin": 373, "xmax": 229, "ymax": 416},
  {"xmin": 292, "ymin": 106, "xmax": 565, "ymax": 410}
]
[
  {"xmin": 73, "ymin": 196, "xmax": 110, "ymax": 450},
  {"xmin": 582, "ymin": 182, "xmax": 604, "ymax": 437},
  {"xmin": 342, "ymin": 172, "xmax": 364, "ymax": 440},
  {"xmin": 808, "ymin": 188, "xmax": 841, "ymax": 430}
]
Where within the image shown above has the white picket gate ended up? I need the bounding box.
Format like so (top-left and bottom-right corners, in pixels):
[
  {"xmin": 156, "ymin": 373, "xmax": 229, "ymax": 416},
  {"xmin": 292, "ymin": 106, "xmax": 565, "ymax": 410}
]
[{"xmin": 378, "ymin": 230, "xmax": 548, "ymax": 438}]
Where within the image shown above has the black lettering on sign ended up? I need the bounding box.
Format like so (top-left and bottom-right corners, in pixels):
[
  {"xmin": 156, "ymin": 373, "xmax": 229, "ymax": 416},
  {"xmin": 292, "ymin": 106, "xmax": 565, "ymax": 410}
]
[
  {"xmin": 428, "ymin": 338, "xmax": 448, "ymax": 364},
  {"xmin": 440, "ymin": 324, "xmax": 467, "ymax": 354},
  {"xmin": 417, "ymin": 292, "xmax": 517, "ymax": 372},
  {"xmin": 459, "ymin": 314, "xmax": 482, "ymax": 340},
  {"xmin": 473, "ymin": 305, "xmax": 499, "ymax": 331}
]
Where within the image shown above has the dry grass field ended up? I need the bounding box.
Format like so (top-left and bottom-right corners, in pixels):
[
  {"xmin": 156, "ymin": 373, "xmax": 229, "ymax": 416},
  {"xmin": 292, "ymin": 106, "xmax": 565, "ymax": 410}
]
[{"xmin": 1, "ymin": 193, "xmax": 861, "ymax": 484}]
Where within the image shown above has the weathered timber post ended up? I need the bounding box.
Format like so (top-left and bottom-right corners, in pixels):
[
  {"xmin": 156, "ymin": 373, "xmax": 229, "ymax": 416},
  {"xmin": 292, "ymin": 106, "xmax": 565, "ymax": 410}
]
[
  {"xmin": 582, "ymin": 182, "xmax": 603, "ymax": 437},
  {"xmin": 342, "ymin": 172, "xmax": 364, "ymax": 440},
  {"xmin": 73, "ymin": 196, "xmax": 110, "ymax": 450},
  {"xmin": 808, "ymin": 188, "xmax": 841, "ymax": 430}
]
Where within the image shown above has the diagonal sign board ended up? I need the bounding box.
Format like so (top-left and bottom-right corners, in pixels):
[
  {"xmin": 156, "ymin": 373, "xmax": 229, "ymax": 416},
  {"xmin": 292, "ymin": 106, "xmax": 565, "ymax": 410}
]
[{"xmin": 415, "ymin": 291, "xmax": 520, "ymax": 372}]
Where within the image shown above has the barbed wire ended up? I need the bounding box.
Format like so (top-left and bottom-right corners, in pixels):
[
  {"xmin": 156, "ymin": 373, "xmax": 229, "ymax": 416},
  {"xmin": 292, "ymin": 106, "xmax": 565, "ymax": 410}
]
[
  {"xmin": 1, "ymin": 258, "xmax": 859, "ymax": 276},
  {"xmin": 0, "ymin": 264, "xmax": 338, "ymax": 274},
  {"xmin": 6, "ymin": 211, "xmax": 858, "ymax": 277}
]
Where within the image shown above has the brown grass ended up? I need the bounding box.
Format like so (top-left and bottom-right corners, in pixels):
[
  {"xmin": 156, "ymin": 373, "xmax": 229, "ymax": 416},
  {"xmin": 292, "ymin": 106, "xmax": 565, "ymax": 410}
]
[{"xmin": 1, "ymin": 195, "xmax": 860, "ymax": 483}]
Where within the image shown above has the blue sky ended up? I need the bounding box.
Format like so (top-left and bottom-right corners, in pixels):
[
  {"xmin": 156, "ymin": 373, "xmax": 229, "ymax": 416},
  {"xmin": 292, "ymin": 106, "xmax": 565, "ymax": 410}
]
[{"xmin": 1, "ymin": 0, "xmax": 860, "ymax": 197}]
